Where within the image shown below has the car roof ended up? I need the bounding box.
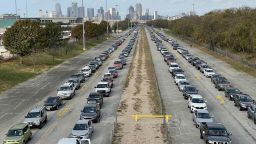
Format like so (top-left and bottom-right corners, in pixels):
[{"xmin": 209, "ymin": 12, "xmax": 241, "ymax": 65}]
[
  {"xmin": 205, "ymin": 68, "xmax": 213, "ymax": 71},
  {"xmin": 62, "ymin": 82, "xmax": 73, "ymax": 86},
  {"xmin": 206, "ymin": 123, "xmax": 226, "ymax": 129},
  {"xmin": 58, "ymin": 138, "xmax": 77, "ymax": 144},
  {"xmin": 98, "ymin": 81, "xmax": 108, "ymax": 84},
  {"xmin": 10, "ymin": 123, "xmax": 28, "ymax": 130},
  {"xmin": 191, "ymin": 95, "xmax": 203, "ymax": 99},
  {"xmin": 175, "ymin": 74, "xmax": 185, "ymax": 77},
  {"xmin": 30, "ymin": 106, "xmax": 44, "ymax": 113},
  {"xmin": 196, "ymin": 109, "xmax": 209, "ymax": 113},
  {"xmin": 75, "ymin": 119, "xmax": 90, "ymax": 124}
]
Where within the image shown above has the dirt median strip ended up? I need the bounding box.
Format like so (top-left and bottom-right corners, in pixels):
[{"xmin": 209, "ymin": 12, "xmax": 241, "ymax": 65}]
[{"xmin": 112, "ymin": 28, "xmax": 166, "ymax": 144}]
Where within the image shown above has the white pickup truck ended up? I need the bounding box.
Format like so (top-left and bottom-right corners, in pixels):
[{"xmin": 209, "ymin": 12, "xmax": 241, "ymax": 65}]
[{"xmin": 58, "ymin": 138, "xmax": 91, "ymax": 144}]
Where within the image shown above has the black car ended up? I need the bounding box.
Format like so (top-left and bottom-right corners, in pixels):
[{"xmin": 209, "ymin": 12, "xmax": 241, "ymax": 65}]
[
  {"xmin": 214, "ymin": 78, "xmax": 230, "ymax": 91},
  {"xmin": 224, "ymin": 87, "xmax": 241, "ymax": 100},
  {"xmin": 80, "ymin": 104, "xmax": 101, "ymax": 123},
  {"xmin": 44, "ymin": 96, "xmax": 63, "ymax": 110},
  {"xmin": 71, "ymin": 73, "xmax": 85, "ymax": 83},
  {"xmin": 182, "ymin": 85, "xmax": 199, "ymax": 99},
  {"xmin": 233, "ymin": 94, "xmax": 254, "ymax": 111},
  {"xmin": 87, "ymin": 92, "xmax": 103, "ymax": 108},
  {"xmin": 200, "ymin": 123, "xmax": 232, "ymax": 144}
]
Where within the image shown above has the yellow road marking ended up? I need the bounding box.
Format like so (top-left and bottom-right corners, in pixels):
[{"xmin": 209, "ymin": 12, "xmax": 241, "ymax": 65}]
[
  {"xmin": 57, "ymin": 106, "xmax": 71, "ymax": 118},
  {"xmin": 131, "ymin": 114, "xmax": 172, "ymax": 123},
  {"xmin": 216, "ymin": 95, "xmax": 225, "ymax": 105},
  {"xmin": 195, "ymin": 74, "xmax": 201, "ymax": 80}
]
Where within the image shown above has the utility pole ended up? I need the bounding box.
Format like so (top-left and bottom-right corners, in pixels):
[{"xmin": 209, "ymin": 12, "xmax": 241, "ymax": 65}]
[{"xmin": 82, "ymin": 0, "xmax": 86, "ymax": 51}]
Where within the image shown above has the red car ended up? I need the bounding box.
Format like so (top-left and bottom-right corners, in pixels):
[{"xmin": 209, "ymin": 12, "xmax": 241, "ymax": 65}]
[
  {"xmin": 109, "ymin": 70, "xmax": 118, "ymax": 78},
  {"xmin": 114, "ymin": 61, "xmax": 123, "ymax": 70}
]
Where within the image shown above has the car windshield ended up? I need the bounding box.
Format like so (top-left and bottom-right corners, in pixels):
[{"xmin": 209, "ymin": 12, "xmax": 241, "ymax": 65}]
[
  {"xmin": 89, "ymin": 94, "xmax": 100, "ymax": 99},
  {"xmin": 80, "ymin": 141, "xmax": 90, "ymax": 144},
  {"xmin": 192, "ymin": 98, "xmax": 204, "ymax": 103},
  {"xmin": 59, "ymin": 86, "xmax": 71, "ymax": 91},
  {"xmin": 83, "ymin": 107, "xmax": 96, "ymax": 113},
  {"xmin": 73, "ymin": 124, "xmax": 88, "ymax": 130},
  {"xmin": 109, "ymin": 70, "xmax": 117, "ymax": 73},
  {"xmin": 7, "ymin": 129, "xmax": 23, "ymax": 137},
  {"xmin": 68, "ymin": 79, "xmax": 78, "ymax": 83},
  {"xmin": 197, "ymin": 112, "xmax": 211, "ymax": 119},
  {"xmin": 206, "ymin": 69, "xmax": 214, "ymax": 72},
  {"xmin": 240, "ymin": 96, "xmax": 253, "ymax": 102},
  {"xmin": 97, "ymin": 84, "xmax": 108, "ymax": 88},
  {"xmin": 26, "ymin": 112, "xmax": 40, "ymax": 118},
  {"xmin": 181, "ymin": 81, "xmax": 189, "ymax": 85},
  {"xmin": 208, "ymin": 128, "xmax": 228, "ymax": 136},
  {"xmin": 177, "ymin": 76, "xmax": 185, "ymax": 79},
  {"xmin": 187, "ymin": 87, "xmax": 197, "ymax": 92},
  {"xmin": 229, "ymin": 88, "xmax": 240, "ymax": 93},
  {"xmin": 114, "ymin": 61, "xmax": 121, "ymax": 64},
  {"xmin": 171, "ymin": 65, "xmax": 179, "ymax": 67},
  {"xmin": 46, "ymin": 97, "xmax": 57, "ymax": 103},
  {"xmin": 82, "ymin": 68, "xmax": 90, "ymax": 71}
]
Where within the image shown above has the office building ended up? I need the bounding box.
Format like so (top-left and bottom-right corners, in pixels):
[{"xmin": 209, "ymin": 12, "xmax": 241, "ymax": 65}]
[
  {"xmin": 78, "ymin": 7, "xmax": 85, "ymax": 18},
  {"xmin": 55, "ymin": 3, "xmax": 62, "ymax": 17},
  {"xmin": 71, "ymin": 3, "xmax": 78, "ymax": 17},
  {"xmin": 109, "ymin": 8, "xmax": 117, "ymax": 20},
  {"xmin": 87, "ymin": 8, "xmax": 94, "ymax": 19},
  {"xmin": 153, "ymin": 11, "xmax": 159, "ymax": 20},
  {"xmin": 97, "ymin": 7, "xmax": 104, "ymax": 20},
  {"xmin": 135, "ymin": 3, "xmax": 142, "ymax": 20}
]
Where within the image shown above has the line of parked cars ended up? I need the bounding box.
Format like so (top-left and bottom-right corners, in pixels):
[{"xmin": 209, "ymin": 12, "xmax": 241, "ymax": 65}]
[
  {"xmin": 2, "ymin": 29, "xmax": 137, "ymax": 144},
  {"xmin": 148, "ymin": 28, "xmax": 233, "ymax": 144}
]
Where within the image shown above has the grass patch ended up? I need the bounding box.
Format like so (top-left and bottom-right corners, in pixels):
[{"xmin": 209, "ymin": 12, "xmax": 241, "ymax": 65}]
[
  {"xmin": 142, "ymin": 28, "xmax": 163, "ymax": 114},
  {"xmin": 112, "ymin": 123, "xmax": 124, "ymax": 144},
  {"xmin": 164, "ymin": 29, "xmax": 256, "ymax": 77},
  {"xmin": 0, "ymin": 37, "xmax": 107, "ymax": 94}
]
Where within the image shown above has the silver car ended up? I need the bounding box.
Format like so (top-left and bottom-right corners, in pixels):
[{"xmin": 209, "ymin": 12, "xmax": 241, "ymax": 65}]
[
  {"xmin": 192, "ymin": 109, "xmax": 214, "ymax": 128},
  {"xmin": 71, "ymin": 119, "xmax": 94, "ymax": 139},
  {"xmin": 24, "ymin": 106, "xmax": 47, "ymax": 128},
  {"xmin": 177, "ymin": 80, "xmax": 190, "ymax": 91}
]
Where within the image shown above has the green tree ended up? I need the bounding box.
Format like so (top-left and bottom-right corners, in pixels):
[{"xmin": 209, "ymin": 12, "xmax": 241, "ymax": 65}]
[{"xmin": 3, "ymin": 20, "xmax": 42, "ymax": 64}]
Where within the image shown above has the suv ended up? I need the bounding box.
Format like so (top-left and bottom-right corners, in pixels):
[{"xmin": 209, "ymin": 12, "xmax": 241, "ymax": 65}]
[
  {"xmin": 81, "ymin": 66, "xmax": 92, "ymax": 77},
  {"xmin": 182, "ymin": 85, "xmax": 199, "ymax": 99},
  {"xmin": 193, "ymin": 109, "xmax": 214, "ymax": 128},
  {"xmin": 87, "ymin": 92, "xmax": 103, "ymax": 108},
  {"xmin": 80, "ymin": 104, "xmax": 101, "ymax": 123},
  {"xmin": 24, "ymin": 106, "xmax": 47, "ymax": 128},
  {"xmin": 224, "ymin": 87, "xmax": 241, "ymax": 100},
  {"xmin": 188, "ymin": 95, "xmax": 207, "ymax": 113},
  {"xmin": 113, "ymin": 61, "xmax": 123, "ymax": 70},
  {"xmin": 214, "ymin": 77, "xmax": 230, "ymax": 91},
  {"xmin": 3, "ymin": 123, "xmax": 32, "ymax": 144},
  {"xmin": 57, "ymin": 82, "xmax": 76, "ymax": 100},
  {"xmin": 94, "ymin": 82, "xmax": 111, "ymax": 97},
  {"xmin": 200, "ymin": 123, "xmax": 232, "ymax": 144},
  {"xmin": 247, "ymin": 103, "xmax": 256, "ymax": 124},
  {"xmin": 44, "ymin": 96, "xmax": 63, "ymax": 110},
  {"xmin": 71, "ymin": 119, "xmax": 94, "ymax": 139},
  {"xmin": 233, "ymin": 94, "xmax": 254, "ymax": 111}
]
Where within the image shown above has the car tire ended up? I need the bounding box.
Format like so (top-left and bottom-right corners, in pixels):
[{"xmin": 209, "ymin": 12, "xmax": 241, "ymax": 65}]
[
  {"xmin": 200, "ymin": 132, "xmax": 203, "ymax": 139},
  {"xmin": 239, "ymin": 106, "xmax": 243, "ymax": 111},
  {"xmin": 196, "ymin": 124, "xmax": 199, "ymax": 128},
  {"xmin": 247, "ymin": 112, "xmax": 250, "ymax": 118},
  {"xmin": 254, "ymin": 118, "xmax": 256, "ymax": 124},
  {"xmin": 38, "ymin": 122, "xmax": 42, "ymax": 129}
]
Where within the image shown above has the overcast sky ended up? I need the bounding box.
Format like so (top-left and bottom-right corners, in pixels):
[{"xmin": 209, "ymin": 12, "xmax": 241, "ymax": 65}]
[{"xmin": 1, "ymin": 0, "xmax": 256, "ymax": 18}]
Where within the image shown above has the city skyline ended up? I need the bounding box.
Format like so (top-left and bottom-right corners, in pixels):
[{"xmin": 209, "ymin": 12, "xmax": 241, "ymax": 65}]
[{"xmin": 1, "ymin": 0, "xmax": 256, "ymax": 19}]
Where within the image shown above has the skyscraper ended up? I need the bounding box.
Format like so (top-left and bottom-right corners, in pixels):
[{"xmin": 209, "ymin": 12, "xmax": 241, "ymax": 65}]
[
  {"xmin": 71, "ymin": 2, "xmax": 78, "ymax": 17},
  {"xmin": 67, "ymin": 7, "xmax": 72, "ymax": 17},
  {"xmin": 97, "ymin": 7, "xmax": 104, "ymax": 20},
  {"xmin": 135, "ymin": 3, "xmax": 142, "ymax": 20},
  {"xmin": 78, "ymin": 7, "xmax": 85, "ymax": 18},
  {"xmin": 109, "ymin": 8, "xmax": 117, "ymax": 20},
  {"xmin": 55, "ymin": 3, "xmax": 62, "ymax": 17},
  {"xmin": 128, "ymin": 6, "xmax": 135, "ymax": 20},
  {"xmin": 87, "ymin": 8, "xmax": 94, "ymax": 19},
  {"xmin": 153, "ymin": 11, "xmax": 158, "ymax": 20}
]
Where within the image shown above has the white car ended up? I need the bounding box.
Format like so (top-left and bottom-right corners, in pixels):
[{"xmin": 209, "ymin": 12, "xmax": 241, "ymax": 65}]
[
  {"xmin": 203, "ymin": 68, "xmax": 215, "ymax": 78},
  {"xmin": 192, "ymin": 109, "xmax": 214, "ymax": 128},
  {"xmin": 57, "ymin": 82, "xmax": 75, "ymax": 100},
  {"xmin": 177, "ymin": 80, "xmax": 190, "ymax": 91},
  {"xmin": 71, "ymin": 119, "xmax": 94, "ymax": 139},
  {"xmin": 160, "ymin": 49, "xmax": 168, "ymax": 54},
  {"xmin": 168, "ymin": 62, "xmax": 180, "ymax": 73},
  {"xmin": 103, "ymin": 72, "xmax": 113, "ymax": 79},
  {"xmin": 81, "ymin": 66, "xmax": 92, "ymax": 77},
  {"xmin": 188, "ymin": 95, "xmax": 207, "ymax": 113},
  {"xmin": 94, "ymin": 82, "xmax": 111, "ymax": 97},
  {"xmin": 58, "ymin": 138, "xmax": 91, "ymax": 144},
  {"xmin": 174, "ymin": 74, "xmax": 186, "ymax": 85}
]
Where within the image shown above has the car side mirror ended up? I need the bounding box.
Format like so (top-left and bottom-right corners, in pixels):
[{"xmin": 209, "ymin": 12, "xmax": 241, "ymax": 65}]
[
  {"xmin": 94, "ymin": 86, "xmax": 96, "ymax": 88},
  {"xmin": 229, "ymin": 132, "xmax": 232, "ymax": 136}
]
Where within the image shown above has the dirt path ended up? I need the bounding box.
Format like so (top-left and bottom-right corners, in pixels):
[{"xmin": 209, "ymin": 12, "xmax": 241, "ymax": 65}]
[{"xmin": 112, "ymin": 29, "xmax": 166, "ymax": 144}]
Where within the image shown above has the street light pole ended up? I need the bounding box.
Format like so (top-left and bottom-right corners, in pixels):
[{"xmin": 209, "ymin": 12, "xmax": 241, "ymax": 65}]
[
  {"xmin": 82, "ymin": 0, "xmax": 86, "ymax": 51},
  {"xmin": 106, "ymin": 0, "xmax": 109, "ymax": 37}
]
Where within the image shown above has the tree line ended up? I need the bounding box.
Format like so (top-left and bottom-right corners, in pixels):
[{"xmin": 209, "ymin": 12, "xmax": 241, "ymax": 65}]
[
  {"xmin": 147, "ymin": 7, "xmax": 256, "ymax": 55},
  {"xmin": 3, "ymin": 20, "xmax": 110, "ymax": 64}
]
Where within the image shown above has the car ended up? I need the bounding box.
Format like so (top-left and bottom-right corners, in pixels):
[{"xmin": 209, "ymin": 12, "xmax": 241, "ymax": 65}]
[
  {"xmin": 109, "ymin": 69, "xmax": 118, "ymax": 78},
  {"xmin": 214, "ymin": 77, "xmax": 230, "ymax": 91},
  {"xmin": 182, "ymin": 85, "xmax": 199, "ymax": 99},
  {"xmin": 168, "ymin": 62, "xmax": 180, "ymax": 73},
  {"xmin": 193, "ymin": 109, "xmax": 214, "ymax": 128},
  {"xmin": 67, "ymin": 78, "xmax": 81, "ymax": 90},
  {"xmin": 203, "ymin": 68, "xmax": 215, "ymax": 78},
  {"xmin": 3, "ymin": 123, "xmax": 32, "ymax": 144},
  {"xmin": 174, "ymin": 74, "xmax": 186, "ymax": 85},
  {"xmin": 71, "ymin": 73, "xmax": 85, "ymax": 83},
  {"xmin": 233, "ymin": 94, "xmax": 254, "ymax": 111},
  {"xmin": 113, "ymin": 60, "xmax": 123, "ymax": 70},
  {"xmin": 119, "ymin": 58, "xmax": 127, "ymax": 65},
  {"xmin": 80, "ymin": 103, "xmax": 101, "ymax": 123},
  {"xmin": 24, "ymin": 106, "xmax": 47, "ymax": 128},
  {"xmin": 188, "ymin": 95, "xmax": 207, "ymax": 113},
  {"xmin": 94, "ymin": 82, "xmax": 111, "ymax": 97},
  {"xmin": 247, "ymin": 103, "xmax": 256, "ymax": 124},
  {"xmin": 99, "ymin": 54, "xmax": 107, "ymax": 61},
  {"xmin": 177, "ymin": 80, "xmax": 190, "ymax": 91},
  {"xmin": 71, "ymin": 119, "xmax": 94, "ymax": 139},
  {"xmin": 57, "ymin": 82, "xmax": 76, "ymax": 100},
  {"xmin": 224, "ymin": 87, "xmax": 241, "ymax": 100},
  {"xmin": 108, "ymin": 66, "xmax": 116, "ymax": 71},
  {"xmin": 57, "ymin": 138, "xmax": 91, "ymax": 144},
  {"xmin": 81, "ymin": 66, "xmax": 92, "ymax": 77},
  {"xmin": 87, "ymin": 92, "xmax": 103, "ymax": 108},
  {"xmin": 200, "ymin": 123, "xmax": 232, "ymax": 144},
  {"xmin": 88, "ymin": 65, "xmax": 96, "ymax": 73},
  {"xmin": 103, "ymin": 72, "xmax": 114, "ymax": 79},
  {"xmin": 44, "ymin": 96, "xmax": 63, "ymax": 110}
]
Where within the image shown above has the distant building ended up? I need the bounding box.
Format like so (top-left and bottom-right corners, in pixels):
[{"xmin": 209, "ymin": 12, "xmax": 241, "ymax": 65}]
[
  {"xmin": 87, "ymin": 8, "xmax": 94, "ymax": 19},
  {"xmin": 97, "ymin": 7, "xmax": 104, "ymax": 20},
  {"xmin": 48, "ymin": 11, "xmax": 57, "ymax": 18},
  {"xmin": 135, "ymin": 3, "xmax": 142, "ymax": 20},
  {"xmin": 0, "ymin": 14, "xmax": 20, "ymax": 19},
  {"xmin": 55, "ymin": 3, "xmax": 62, "ymax": 17},
  {"xmin": 67, "ymin": 7, "xmax": 72, "ymax": 17},
  {"xmin": 78, "ymin": 7, "xmax": 85, "ymax": 18},
  {"xmin": 109, "ymin": 8, "xmax": 117, "ymax": 20},
  {"xmin": 127, "ymin": 6, "xmax": 135, "ymax": 20},
  {"xmin": 153, "ymin": 11, "xmax": 159, "ymax": 20},
  {"xmin": 70, "ymin": 3, "xmax": 78, "ymax": 17}
]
